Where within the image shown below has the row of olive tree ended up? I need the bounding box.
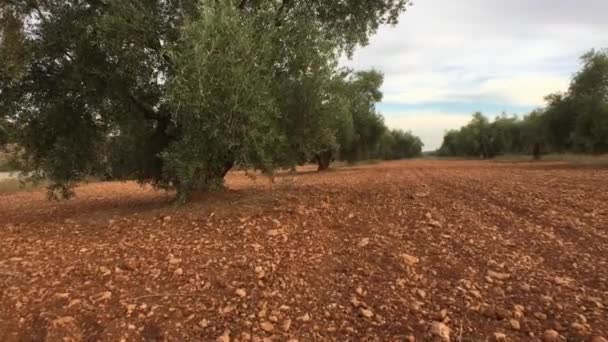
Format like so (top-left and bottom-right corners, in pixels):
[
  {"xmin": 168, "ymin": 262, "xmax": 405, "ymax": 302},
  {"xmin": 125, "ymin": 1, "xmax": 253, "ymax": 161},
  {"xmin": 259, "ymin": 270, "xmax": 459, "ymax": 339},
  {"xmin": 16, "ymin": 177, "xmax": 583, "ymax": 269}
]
[
  {"xmin": 0, "ymin": 0, "xmax": 418, "ymax": 201},
  {"xmin": 377, "ymin": 129, "xmax": 424, "ymax": 160},
  {"xmin": 438, "ymin": 49, "xmax": 608, "ymax": 159}
]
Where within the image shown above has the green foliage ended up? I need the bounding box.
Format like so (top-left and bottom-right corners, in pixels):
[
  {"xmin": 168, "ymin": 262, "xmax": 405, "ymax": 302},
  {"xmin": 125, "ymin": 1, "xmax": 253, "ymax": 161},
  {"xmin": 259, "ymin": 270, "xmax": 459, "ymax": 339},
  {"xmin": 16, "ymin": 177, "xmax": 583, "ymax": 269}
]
[
  {"xmin": 340, "ymin": 70, "xmax": 387, "ymax": 162},
  {"xmin": 164, "ymin": 2, "xmax": 279, "ymax": 200},
  {"xmin": 439, "ymin": 49, "xmax": 608, "ymax": 158},
  {"xmin": 0, "ymin": 0, "xmax": 412, "ymax": 200},
  {"xmin": 570, "ymin": 50, "xmax": 608, "ymax": 152},
  {"xmin": 378, "ymin": 129, "xmax": 423, "ymax": 160},
  {"xmin": 274, "ymin": 43, "xmax": 351, "ymax": 169}
]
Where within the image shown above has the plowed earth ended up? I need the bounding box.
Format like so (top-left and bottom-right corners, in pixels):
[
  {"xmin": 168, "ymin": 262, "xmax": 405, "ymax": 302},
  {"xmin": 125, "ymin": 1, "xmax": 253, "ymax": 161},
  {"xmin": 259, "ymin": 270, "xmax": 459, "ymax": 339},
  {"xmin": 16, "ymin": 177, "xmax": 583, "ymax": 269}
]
[{"xmin": 0, "ymin": 160, "xmax": 607, "ymax": 341}]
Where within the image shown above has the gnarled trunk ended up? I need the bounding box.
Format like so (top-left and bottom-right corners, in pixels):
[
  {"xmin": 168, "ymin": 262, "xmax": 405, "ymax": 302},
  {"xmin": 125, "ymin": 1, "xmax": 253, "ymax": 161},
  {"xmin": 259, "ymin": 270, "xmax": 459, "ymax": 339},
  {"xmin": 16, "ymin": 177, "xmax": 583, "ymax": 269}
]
[
  {"xmin": 221, "ymin": 160, "xmax": 235, "ymax": 178},
  {"xmin": 532, "ymin": 142, "xmax": 541, "ymax": 160},
  {"xmin": 315, "ymin": 150, "xmax": 332, "ymax": 171}
]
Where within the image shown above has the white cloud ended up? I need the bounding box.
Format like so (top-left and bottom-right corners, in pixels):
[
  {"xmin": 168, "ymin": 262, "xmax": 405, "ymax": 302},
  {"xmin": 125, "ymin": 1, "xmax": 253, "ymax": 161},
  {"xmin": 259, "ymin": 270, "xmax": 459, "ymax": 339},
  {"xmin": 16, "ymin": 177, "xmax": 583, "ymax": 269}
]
[
  {"xmin": 381, "ymin": 73, "xmax": 571, "ymax": 106},
  {"xmin": 341, "ymin": 0, "xmax": 608, "ymax": 148},
  {"xmin": 384, "ymin": 112, "xmax": 472, "ymax": 151},
  {"xmin": 479, "ymin": 75, "xmax": 571, "ymax": 106}
]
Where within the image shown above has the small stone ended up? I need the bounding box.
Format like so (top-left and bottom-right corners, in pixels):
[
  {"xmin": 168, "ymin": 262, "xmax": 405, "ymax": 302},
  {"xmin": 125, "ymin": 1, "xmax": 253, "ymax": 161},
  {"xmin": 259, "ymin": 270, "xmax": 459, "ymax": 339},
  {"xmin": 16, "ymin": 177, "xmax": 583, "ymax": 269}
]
[
  {"xmin": 266, "ymin": 229, "xmax": 281, "ymax": 237},
  {"xmin": 99, "ymin": 266, "xmax": 111, "ymax": 276},
  {"xmin": 360, "ymin": 308, "xmax": 374, "ymax": 318},
  {"xmin": 534, "ymin": 312, "xmax": 547, "ymax": 320},
  {"xmin": 150, "ymin": 268, "xmax": 161, "ymax": 278},
  {"xmin": 168, "ymin": 255, "xmax": 182, "ymax": 265},
  {"xmin": 173, "ymin": 268, "xmax": 183, "ymax": 276},
  {"xmin": 282, "ymin": 319, "xmax": 291, "ymax": 331},
  {"xmin": 260, "ymin": 321, "xmax": 275, "ymax": 333},
  {"xmin": 91, "ymin": 291, "xmax": 112, "ymax": 303},
  {"xmin": 494, "ymin": 332, "xmax": 507, "ymax": 341},
  {"xmin": 255, "ymin": 266, "xmax": 266, "ymax": 279},
  {"xmin": 509, "ymin": 319, "xmax": 520, "ymax": 330},
  {"xmin": 67, "ymin": 299, "xmax": 81, "ymax": 308},
  {"xmin": 570, "ymin": 322, "xmax": 587, "ymax": 333},
  {"xmin": 469, "ymin": 290, "xmax": 482, "ymax": 299},
  {"xmin": 401, "ymin": 254, "xmax": 420, "ymax": 266},
  {"xmin": 235, "ymin": 289, "xmax": 246, "ymax": 298},
  {"xmin": 222, "ymin": 305, "xmax": 236, "ymax": 315},
  {"xmin": 428, "ymin": 220, "xmax": 442, "ymax": 228},
  {"xmin": 430, "ymin": 322, "xmax": 450, "ymax": 341},
  {"xmin": 487, "ymin": 270, "xmax": 511, "ymax": 280},
  {"xmin": 51, "ymin": 316, "xmax": 76, "ymax": 327},
  {"xmin": 357, "ymin": 238, "xmax": 370, "ymax": 248},
  {"xmin": 406, "ymin": 335, "xmax": 416, "ymax": 342},
  {"xmin": 542, "ymin": 329, "xmax": 560, "ymax": 342},
  {"xmin": 590, "ymin": 337, "xmax": 607, "ymax": 342},
  {"xmin": 216, "ymin": 330, "xmax": 230, "ymax": 342},
  {"xmin": 553, "ymin": 276, "xmax": 573, "ymax": 286},
  {"xmin": 299, "ymin": 313, "xmax": 311, "ymax": 322}
]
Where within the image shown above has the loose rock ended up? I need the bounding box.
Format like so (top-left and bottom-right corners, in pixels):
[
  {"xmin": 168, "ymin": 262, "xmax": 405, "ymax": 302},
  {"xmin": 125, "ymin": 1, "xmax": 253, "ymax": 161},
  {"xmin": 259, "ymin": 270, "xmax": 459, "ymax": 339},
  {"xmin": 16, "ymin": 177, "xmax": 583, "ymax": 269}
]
[
  {"xmin": 260, "ymin": 322, "xmax": 275, "ymax": 333},
  {"xmin": 401, "ymin": 253, "xmax": 420, "ymax": 266},
  {"xmin": 542, "ymin": 329, "xmax": 560, "ymax": 342},
  {"xmin": 357, "ymin": 238, "xmax": 370, "ymax": 248},
  {"xmin": 430, "ymin": 322, "xmax": 450, "ymax": 341},
  {"xmin": 487, "ymin": 270, "xmax": 511, "ymax": 280},
  {"xmin": 360, "ymin": 308, "xmax": 374, "ymax": 318}
]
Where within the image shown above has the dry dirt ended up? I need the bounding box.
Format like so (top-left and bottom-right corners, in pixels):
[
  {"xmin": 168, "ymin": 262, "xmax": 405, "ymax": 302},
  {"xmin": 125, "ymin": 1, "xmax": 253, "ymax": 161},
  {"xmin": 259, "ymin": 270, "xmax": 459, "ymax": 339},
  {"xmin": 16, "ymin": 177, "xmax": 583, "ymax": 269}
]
[{"xmin": 0, "ymin": 160, "xmax": 607, "ymax": 341}]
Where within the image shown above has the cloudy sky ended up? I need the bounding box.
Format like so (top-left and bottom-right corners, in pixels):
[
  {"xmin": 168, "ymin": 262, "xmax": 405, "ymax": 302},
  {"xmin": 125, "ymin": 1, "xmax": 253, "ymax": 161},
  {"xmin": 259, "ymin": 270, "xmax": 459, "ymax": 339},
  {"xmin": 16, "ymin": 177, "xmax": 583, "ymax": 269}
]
[{"xmin": 341, "ymin": 0, "xmax": 608, "ymax": 150}]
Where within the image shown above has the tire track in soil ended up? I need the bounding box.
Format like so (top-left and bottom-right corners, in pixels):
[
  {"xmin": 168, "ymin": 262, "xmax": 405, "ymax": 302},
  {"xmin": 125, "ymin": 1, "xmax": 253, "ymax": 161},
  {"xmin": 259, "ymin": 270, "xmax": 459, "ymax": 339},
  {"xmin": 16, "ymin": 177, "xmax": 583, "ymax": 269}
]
[
  {"xmin": 453, "ymin": 167, "xmax": 608, "ymax": 238},
  {"xmin": 436, "ymin": 168, "xmax": 608, "ymax": 261},
  {"xmin": 425, "ymin": 167, "xmax": 608, "ymax": 290},
  {"xmin": 420, "ymin": 167, "xmax": 608, "ymax": 338}
]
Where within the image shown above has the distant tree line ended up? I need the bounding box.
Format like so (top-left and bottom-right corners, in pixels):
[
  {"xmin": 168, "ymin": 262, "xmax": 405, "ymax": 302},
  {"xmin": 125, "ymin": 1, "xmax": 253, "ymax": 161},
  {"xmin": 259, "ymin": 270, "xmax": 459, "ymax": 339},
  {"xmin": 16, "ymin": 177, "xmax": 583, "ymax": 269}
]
[
  {"xmin": 0, "ymin": 0, "xmax": 420, "ymax": 201},
  {"xmin": 438, "ymin": 49, "xmax": 608, "ymax": 159}
]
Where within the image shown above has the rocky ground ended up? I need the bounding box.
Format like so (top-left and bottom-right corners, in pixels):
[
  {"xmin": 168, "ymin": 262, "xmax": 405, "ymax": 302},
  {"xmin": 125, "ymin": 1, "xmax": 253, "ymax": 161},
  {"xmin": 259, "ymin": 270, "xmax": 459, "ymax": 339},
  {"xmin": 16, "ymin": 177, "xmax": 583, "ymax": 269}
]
[{"xmin": 0, "ymin": 160, "xmax": 607, "ymax": 341}]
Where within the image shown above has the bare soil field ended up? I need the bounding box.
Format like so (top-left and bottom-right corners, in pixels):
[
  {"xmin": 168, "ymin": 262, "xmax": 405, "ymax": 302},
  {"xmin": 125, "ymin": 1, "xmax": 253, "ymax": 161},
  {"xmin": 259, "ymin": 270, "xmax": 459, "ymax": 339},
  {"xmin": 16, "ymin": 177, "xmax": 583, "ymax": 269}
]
[{"xmin": 0, "ymin": 160, "xmax": 607, "ymax": 341}]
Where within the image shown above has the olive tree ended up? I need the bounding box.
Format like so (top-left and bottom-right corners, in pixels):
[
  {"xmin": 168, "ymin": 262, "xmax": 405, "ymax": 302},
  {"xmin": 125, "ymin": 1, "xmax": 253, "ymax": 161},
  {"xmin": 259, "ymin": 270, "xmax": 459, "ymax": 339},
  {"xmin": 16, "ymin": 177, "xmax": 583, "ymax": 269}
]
[{"xmin": 0, "ymin": 0, "xmax": 412, "ymax": 199}]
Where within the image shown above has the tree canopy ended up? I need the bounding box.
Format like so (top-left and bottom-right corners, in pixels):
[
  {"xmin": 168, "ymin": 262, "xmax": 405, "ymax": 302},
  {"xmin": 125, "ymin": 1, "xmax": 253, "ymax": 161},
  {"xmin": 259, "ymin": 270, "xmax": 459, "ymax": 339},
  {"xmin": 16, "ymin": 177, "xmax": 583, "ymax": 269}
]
[
  {"xmin": 438, "ymin": 49, "xmax": 608, "ymax": 159},
  {"xmin": 0, "ymin": 0, "xmax": 417, "ymax": 200}
]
